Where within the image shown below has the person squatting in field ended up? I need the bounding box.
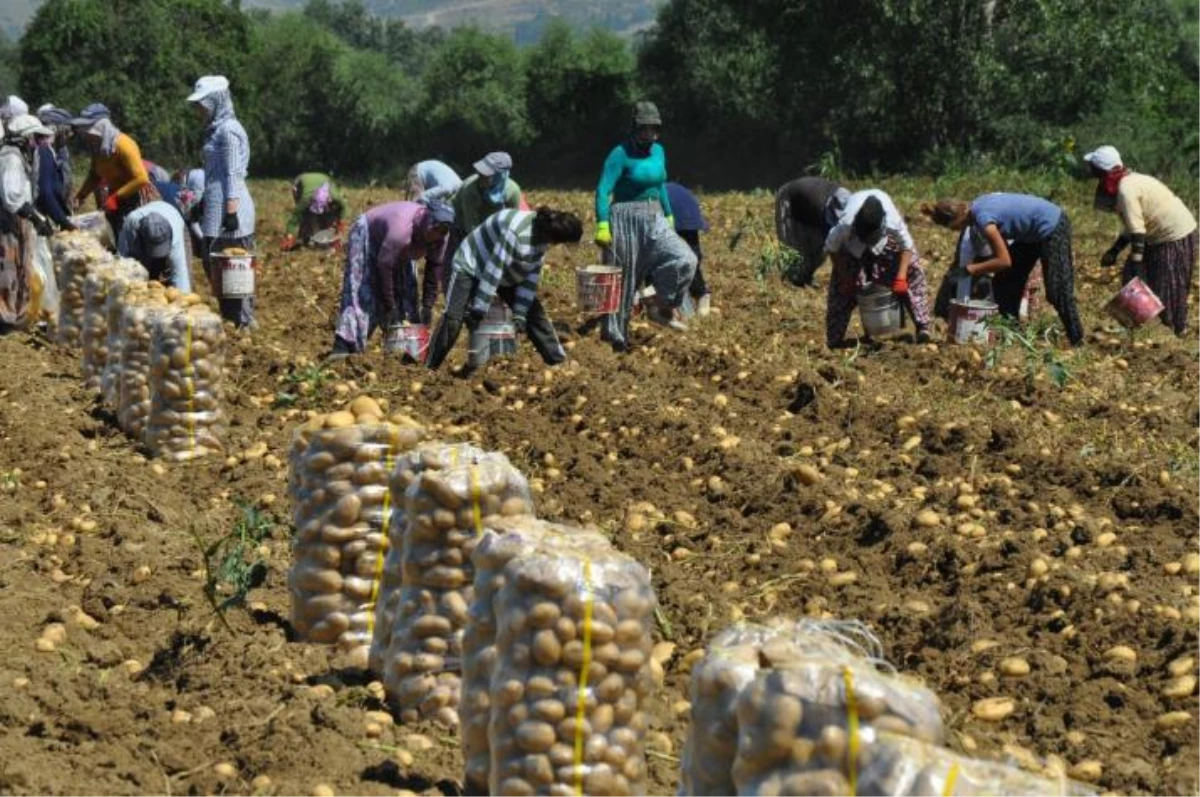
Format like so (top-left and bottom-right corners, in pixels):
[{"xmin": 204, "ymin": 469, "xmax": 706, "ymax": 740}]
[
  {"xmin": 665, "ymin": 182, "xmax": 713, "ymax": 317},
  {"xmin": 823, "ymin": 189, "xmax": 932, "ymax": 347},
  {"xmin": 118, "ymin": 201, "xmax": 193, "ymax": 293},
  {"xmin": 188, "ymin": 75, "xmax": 257, "ymax": 329},
  {"xmin": 425, "ymin": 207, "xmax": 584, "ymax": 373},
  {"xmin": 283, "ymin": 172, "xmax": 347, "ymax": 251},
  {"xmin": 594, "ymin": 101, "xmax": 697, "ymax": 348},
  {"xmin": 1084, "ymin": 145, "xmax": 1198, "ymax": 337},
  {"xmin": 775, "ymin": 176, "xmax": 850, "ymax": 287},
  {"xmin": 330, "ymin": 198, "xmax": 455, "ymax": 356},
  {"xmin": 922, "ymin": 193, "xmax": 1084, "ymax": 346}
]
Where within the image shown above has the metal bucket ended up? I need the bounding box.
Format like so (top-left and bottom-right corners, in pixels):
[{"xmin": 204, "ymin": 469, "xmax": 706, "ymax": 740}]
[
  {"xmin": 309, "ymin": 228, "xmax": 341, "ymax": 250},
  {"xmin": 469, "ymin": 302, "xmax": 517, "ymax": 365},
  {"xmin": 858, "ymin": 287, "xmax": 902, "ymax": 337},
  {"xmin": 1105, "ymin": 277, "xmax": 1164, "ymax": 329},
  {"xmin": 576, "ymin": 265, "xmax": 623, "ymax": 314},
  {"xmin": 211, "ymin": 250, "xmax": 256, "ymax": 299},
  {"xmin": 384, "ymin": 323, "xmax": 430, "ymax": 361},
  {"xmin": 948, "ymin": 299, "xmax": 999, "ymax": 344}
]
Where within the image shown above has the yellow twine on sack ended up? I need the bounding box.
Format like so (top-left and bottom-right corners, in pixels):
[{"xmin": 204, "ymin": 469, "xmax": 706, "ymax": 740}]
[
  {"xmin": 365, "ymin": 442, "xmax": 396, "ymax": 636},
  {"xmin": 573, "ymin": 557, "xmax": 594, "ymax": 797},
  {"xmin": 842, "ymin": 666, "xmax": 860, "ymax": 796},
  {"xmin": 469, "ymin": 464, "xmax": 483, "ymax": 535},
  {"xmin": 942, "ymin": 762, "xmax": 960, "ymax": 797},
  {"xmin": 184, "ymin": 315, "xmax": 196, "ymax": 456}
]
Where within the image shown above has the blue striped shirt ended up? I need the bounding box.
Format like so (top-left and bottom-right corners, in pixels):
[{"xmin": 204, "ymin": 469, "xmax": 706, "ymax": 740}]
[{"xmin": 453, "ymin": 209, "xmax": 546, "ymax": 319}]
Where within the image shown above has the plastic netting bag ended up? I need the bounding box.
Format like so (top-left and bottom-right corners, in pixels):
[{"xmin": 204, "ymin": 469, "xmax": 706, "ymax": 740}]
[
  {"xmin": 488, "ymin": 545, "xmax": 658, "ymax": 796},
  {"xmin": 461, "ymin": 517, "xmax": 612, "ymax": 794},
  {"xmin": 731, "ymin": 638, "xmax": 944, "ymax": 796},
  {"xmin": 81, "ymin": 259, "xmax": 148, "ymax": 390},
  {"xmin": 681, "ymin": 619, "xmax": 899, "ymax": 796},
  {"xmin": 144, "ymin": 307, "xmax": 226, "ymax": 461},
  {"xmin": 736, "ymin": 731, "xmax": 1095, "ymax": 797},
  {"xmin": 368, "ymin": 441, "xmax": 486, "ymax": 675},
  {"xmin": 117, "ymin": 291, "xmax": 202, "ymax": 438},
  {"xmin": 33, "ymin": 237, "xmax": 59, "ymax": 321},
  {"xmin": 288, "ymin": 405, "xmax": 425, "ymax": 667},
  {"xmin": 380, "ymin": 454, "xmax": 535, "ymax": 727},
  {"xmin": 53, "ymin": 234, "xmax": 112, "ymax": 348},
  {"xmin": 102, "ymin": 279, "xmax": 158, "ymax": 406}
]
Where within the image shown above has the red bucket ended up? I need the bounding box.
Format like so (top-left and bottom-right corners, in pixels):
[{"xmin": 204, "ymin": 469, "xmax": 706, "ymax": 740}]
[
  {"xmin": 384, "ymin": 323, "xmax": 430, "ymax": 361},
  {"xmin": 576, "ymin": 266, "xmax": 623, "ymax": 314},
  {"xmin": 1105, "ymin": 277, "xmax": 1164, "ymax": 329}
]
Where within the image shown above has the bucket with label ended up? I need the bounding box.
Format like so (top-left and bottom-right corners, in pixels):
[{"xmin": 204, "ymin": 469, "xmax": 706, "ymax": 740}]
[
  {"xmin": 1105, "ymin": 277, "xmax": 1164, "ymax": 329},
  {"xmin": 384, "ymin": 323, "xmax": 430, "ymax": 361},
  {"xmin": 211, "ymin": 250, "xmax": 256, "ymax": 299},
  {"xmin": 575, "ymin": 265, "xmax": 623, "ymax": 314},
  {"xmin": 469, "ymin": 301, "xmax": 517, "ymax": 366},
  {"xmin": 947, "ymin": 299, "xmax": 999, "ymax": 344}
]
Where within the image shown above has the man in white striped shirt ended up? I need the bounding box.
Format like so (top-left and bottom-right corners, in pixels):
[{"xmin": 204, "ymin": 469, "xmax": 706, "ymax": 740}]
[{"xmin": 426, "ymin": 207, "xmax": 583, "ymax": 372}]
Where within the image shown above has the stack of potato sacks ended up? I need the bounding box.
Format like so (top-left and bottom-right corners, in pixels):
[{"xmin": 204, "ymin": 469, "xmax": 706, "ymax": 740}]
[
  {"xmin": 378, "ymin": 452, "xmax": 534, "ymax": 728},
  {"xmin": 680, "ymin": 620, "xmax": 1092, "ymax": 796},
  {"xmin": 144, "ymin": 305, "xmax": 228, "ymax": 460},
  {"xmin": 288, "ymin": 399, "xmax": 425, "ymax": 668},
  {"xmin": 53, "ymin": 232, "xmax": 114, "ymax": 348},
  {"xmin": 80, "ymin": 258, "xmax": 148, "ymax": 390}
]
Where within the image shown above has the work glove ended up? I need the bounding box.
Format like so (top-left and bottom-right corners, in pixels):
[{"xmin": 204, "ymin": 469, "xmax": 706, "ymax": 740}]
[
  {"xmin": 593, "ymin": 221, "xmax": 612, "ymax": 247},
  {"xmin": 512, "ymin": 315, "xmax": 527, "ymax": 335},
  {"xmin": 59, "ymin": 218, "xmax": 76, "ymax": 232},
  {"xmin": 103, "ymin": 193, "xmax": 120, "ymax": 213},
  {"xmin": 222, "ymin": 211, "xmax": 239, "ymax": 233},
  {"xmin": 281, "ymin": 234, "xmax": 297, "ymax": 252},
  {"xmin": 465, "ymin": 306, "xmax": 486, "ymax": 330},
  {"xmin": 664, "ymin": 215, "xmax": 675, "ymax": 229},
  {"xmin": 34, "ymin": 215, "xmax": 54, "ymax": 237},
  {"xmin": 891, "ymin": 274, "xmax": 909, "ymax": 296},
  {"xmin": 971, "ymin": 275, "xmax": 993, "ymax": 301},
  {"xmin": 1100, "ymin": 247, "xmax": 1120, "ymax": 268}
]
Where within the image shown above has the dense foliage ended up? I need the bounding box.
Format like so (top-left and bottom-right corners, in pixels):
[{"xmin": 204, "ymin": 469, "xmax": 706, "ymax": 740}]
[{"xmin": 10, "ymin": 0, "xmax": 1197, "ymax": 190}]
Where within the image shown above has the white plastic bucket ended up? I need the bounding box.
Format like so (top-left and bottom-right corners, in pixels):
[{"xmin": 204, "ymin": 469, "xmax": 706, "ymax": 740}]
[
  {"xmin": 858, "ymin": 288, "xmax": 902, "ymax": 337},
  {"xmin": 384, "ymin": 323, "xmax": 430, "ymax": 360},
  {"xmin": 468, "ymin": 301, "xmax": 516, "ymax": 365},
  {"xmin": 576, "ymin": 265, "xmax": 623, "ymax": 314},
  {"xmin": 212, "ymin": 251, "xmax": 255, "ymax": 298},
  {"xmin": 948, "ymin": 299, "xmax": 998, "ymax": 344}
]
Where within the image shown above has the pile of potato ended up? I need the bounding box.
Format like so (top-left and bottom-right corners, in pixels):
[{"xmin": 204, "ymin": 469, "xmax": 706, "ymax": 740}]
[
  {"xmin": 368, "ymin": 442, "xmax": 485, "ymax": 675},
  {"xmin": 288, "ymin": 399, "xmax": 425, "ymax": 667},
  {"xmin": 102, "ymin": 278, "xmax": 155, "ymax": 406},
  {"xmin": 144, "ymin": 307, "xmax": 227, "ymax": 461},
  {"xmin": 738, "ymin": 731, "xmax": 1092, "ymax": 797},
  {"xmin": 380, "ymin": 454, "xmax": 534, "ymax": 727},
  {"xmin": 118, "ymin": 289, "xmax": 202, "ymax": 438},
  {"xmin": 681, "ymin": 620, "xmax": 903, "ymax": 796},
  {"xmin": 461, "ymin": 518, "xmax": 610, "ymax": 794},
  {"xmin": 487, "ymin": 543, "xmax": 657, "ymax": 796},
  {"xmin": 52, "ymin": 233, "xmax": 112, "ymax": 348},
  {"xmin": 730, "ymin": 650, "xmax": 944, "ymax": 796},
  {"xmin": 81, "ymin": 259, "xmax": 148, "ymax": 390}
]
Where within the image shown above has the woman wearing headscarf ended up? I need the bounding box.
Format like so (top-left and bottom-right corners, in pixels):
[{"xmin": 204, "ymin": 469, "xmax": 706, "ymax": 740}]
[
  {"xmin": 405, "ymin": 159, "xmax": 462, "ymax": 201},
  {"xmin": 36, "ymin": 105, "xmax": 75, "ymax": 205},
  {"xmin": 775, "ymin": 177, "xmax": 850, "ymax": 287},
  {"xmin": 823, "ymin": 189, "xmax": 932, "ymax": 348},
  {"xmin": 426, "ymin": 207, "xmax": 584, "ymax": 373},
  {"xmin": 329, "ymin": 198, "xmax": 455, "ymax": 356},
  {"xmin": 921, "ymin": 193, "xmax": 1084, "ymax": 346},
  {"xmin": 187, "ymin": 75, "xmax": 256, "ymax": 328},
  {"xmin": 594, "ymin": 101, "xmax": 697, "ymax": 350},
  {"xmin": 283, "ymin": 172, "xmax": 347, "ymax": 250},
  {"xmin": 172, "ymin": 167, "xmax": 206, "ymax": 253},
  {"xmin": 0, "ymin": 114, "xmax": 56, "ymax": 330},
  {"xmin": 0, "ymin": 96, "xmax": 28, "ymax": 126},
  {"xmin": 1084, "ymin": 145, "xmax": 1198, "ymax": 337},
  {"xmin": 72, "ymin": 107, "xmax": 159, "ymax": 239}
]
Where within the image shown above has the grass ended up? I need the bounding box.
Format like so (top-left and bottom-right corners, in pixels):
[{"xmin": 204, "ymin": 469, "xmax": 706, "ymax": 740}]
[{"xmin": 190, "ymin": 501, "xmax": 277, "ymax": 632}]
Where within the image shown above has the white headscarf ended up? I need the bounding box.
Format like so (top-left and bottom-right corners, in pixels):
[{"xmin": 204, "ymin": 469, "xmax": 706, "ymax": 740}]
[
  {"xmin": 87, "ymin": 118, "xmax": 121, "ymax": 157},
  {"xmin": 0, "ymin": 95, "xmax": 28, "ymax": 124}
]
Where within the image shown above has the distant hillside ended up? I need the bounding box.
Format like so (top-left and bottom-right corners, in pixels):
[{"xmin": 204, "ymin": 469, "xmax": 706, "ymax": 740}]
[{"xmin": 5, "ymin": 0, "xmax": 664, "ymax": 44}]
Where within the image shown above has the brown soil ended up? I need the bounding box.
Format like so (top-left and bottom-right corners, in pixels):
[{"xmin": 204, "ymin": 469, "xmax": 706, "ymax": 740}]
[{"xmin": 0, "ymin": 182, "xmax": 1196, "ymax": 796}]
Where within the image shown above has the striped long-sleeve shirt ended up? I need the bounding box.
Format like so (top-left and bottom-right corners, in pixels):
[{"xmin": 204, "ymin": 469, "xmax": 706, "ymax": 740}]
[{"xmin": 453, "ymin": 209, "xmax": 546, "ymax": 319}]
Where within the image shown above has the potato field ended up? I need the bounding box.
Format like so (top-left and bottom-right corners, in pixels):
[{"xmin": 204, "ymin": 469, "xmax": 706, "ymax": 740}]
[{"xmin": 0, "ymin": 178, "xmax": 1196, "ymax": 796}]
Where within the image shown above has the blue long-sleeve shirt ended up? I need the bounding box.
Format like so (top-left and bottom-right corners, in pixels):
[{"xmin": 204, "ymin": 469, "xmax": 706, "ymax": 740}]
[
  {"xmin": 594, "ymin": 141, "xmax": 673, "ymax": 224},
  {"xmin": 35, "ymin": 145, "xmax": 71, "ymax": 227}
]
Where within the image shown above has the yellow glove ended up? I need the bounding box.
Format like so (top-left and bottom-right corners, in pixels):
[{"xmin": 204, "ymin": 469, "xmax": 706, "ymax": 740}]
[
  {"xmin": 594, "ymin": 221, "xmax": 612, "ymax": 247},
  {"xmin": 665, "ymin": 215, "xmax": 675, "ymax": 229}
]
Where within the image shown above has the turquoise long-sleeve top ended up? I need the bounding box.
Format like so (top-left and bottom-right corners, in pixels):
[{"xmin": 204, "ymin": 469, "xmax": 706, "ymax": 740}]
[{"xmin": 594, "ymin": 141, "xmax": 674, "ymax": 224}]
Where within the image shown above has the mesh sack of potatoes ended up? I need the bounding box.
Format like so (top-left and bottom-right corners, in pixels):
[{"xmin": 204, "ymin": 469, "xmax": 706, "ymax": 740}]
[
  {"xmin": 461, "ymin": 517, "xmax": 612, "ymax": 794},
  {"xmin": 380, "ymin": 454, "xmax": 535, "ymax": 727},
  {"xmin": 54, "ymin": 234, "xmax": 113, "ymax": 348},
  {"xmin": 118, "ymin": 289, "xmax": 202, "ymax": 438},
  {"xmin": 487, "ymin": 544, "xmax": 658, "ymax": 797},
  {"xmin": 288, "ymin": 399, "xmax": 425, "ymax": 668},
  {"xmin": 730, "ymin": 641, "xmax": 945, "ymax": 797},
  {"xmin": 738, "ymin": 731, "xmax": 1095, "ymax": 797},
  {"xmin": 680, "ymin": 619, "xmax": 894, "ymax": 796},
  {"xmin": 81, "ymin": 259, "xmax": 148, "ymax": 390},
  {"xmin": 101, "ymin": 279, "xmax": 162, "ymax": 406},
  {"xmin": 367, "ymin": 441, "xmax": 486, "ymax": 675},
  {"xmin": 144, "ymin": 306, "xmax": 227, "ymax": 461}
]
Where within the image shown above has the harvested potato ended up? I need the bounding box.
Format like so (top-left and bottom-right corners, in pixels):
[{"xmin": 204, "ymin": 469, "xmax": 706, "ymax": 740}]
[
  {"xmin": 53, "ymin": 233, "xmax": 114, "ymax": 348},
  {"xmin": 81, "ymin": 259, "xmax": 148, "ymax": 391},
  {"xmin": 381, "ymin": 454, "xmax": 535, "ymax": 727},
  {"xmin": 144, "ymin": 308, "xmax": 227, "ymax": 460}
]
